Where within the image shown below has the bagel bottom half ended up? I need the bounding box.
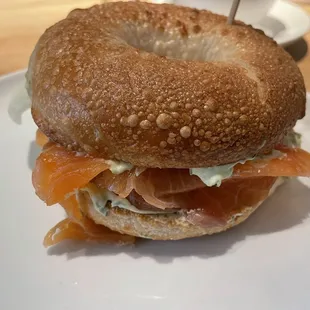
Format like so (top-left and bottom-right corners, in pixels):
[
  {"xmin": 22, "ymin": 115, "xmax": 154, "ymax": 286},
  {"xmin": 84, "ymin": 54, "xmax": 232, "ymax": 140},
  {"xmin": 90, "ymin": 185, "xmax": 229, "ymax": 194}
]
[{"xmin": 82, "ymin": 177, "xmax": 285, "ymax": 240}]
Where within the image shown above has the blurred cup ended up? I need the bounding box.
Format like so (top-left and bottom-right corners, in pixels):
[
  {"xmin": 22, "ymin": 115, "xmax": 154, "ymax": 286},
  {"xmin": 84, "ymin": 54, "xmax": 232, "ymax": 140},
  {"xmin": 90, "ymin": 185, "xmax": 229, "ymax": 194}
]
[{"xmin": 173, "ymin": 0, "xmax": 278, "ymax": 24}]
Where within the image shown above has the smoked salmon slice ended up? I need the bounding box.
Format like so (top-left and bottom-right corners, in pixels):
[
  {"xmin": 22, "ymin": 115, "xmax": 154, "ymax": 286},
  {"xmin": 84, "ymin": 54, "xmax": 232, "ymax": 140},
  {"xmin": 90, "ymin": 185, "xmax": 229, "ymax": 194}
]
[
  {"xmin": 94, "ymin": 170, "xmax": 136, "ymax": 199},
  {"xmin": 94, "ymin": 147, "xmax": 310, "ymax": 210},
  {"xmin": 233, "ymin": 146, "xmax": 310, "ymax": 178},
  {"xmin": 35, "ymin": 129, "xmax": 49, "ymax": 147},
  {"xmin": 130, "ymin": 169, "xmax": 206, "ymax": 209},
  {"xmin": 184, "ymin": 177, "xmax": 277, "ymax": 228},
  {"xmin": 33, "ymin": 130, "xmax": 310, "ymax": 245},
  {"xmin": 32, "ymin": 141, "xmax": 310, "ymax": 245},
  {"xmin": 43, "ymin": 195, "xmax": 135, "ymax": 247},
  {"xmin": 94, "ymin": 168, "xmax": 205, "ymax": 201},
  {"xmin": 33, "ymin": 142, "xmax": 310, "ymax": 208},
  {"xmin": 32, "ymin": 143, "xmax": 109, "ymax": 205}
]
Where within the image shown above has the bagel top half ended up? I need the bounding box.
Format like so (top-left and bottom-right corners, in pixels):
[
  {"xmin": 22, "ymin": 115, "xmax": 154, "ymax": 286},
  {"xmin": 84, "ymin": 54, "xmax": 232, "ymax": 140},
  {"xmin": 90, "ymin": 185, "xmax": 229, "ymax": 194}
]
[{"xmin": 27, "ymin": 1, "xmax": 306, "ymax": 168}]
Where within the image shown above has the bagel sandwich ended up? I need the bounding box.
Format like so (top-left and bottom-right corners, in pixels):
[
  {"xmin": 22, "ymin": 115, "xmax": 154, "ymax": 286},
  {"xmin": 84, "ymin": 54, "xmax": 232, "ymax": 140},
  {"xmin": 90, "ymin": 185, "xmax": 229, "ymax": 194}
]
[{"xmin": 27, "ymin": 2, "xmax": 310, "ymax": 247}]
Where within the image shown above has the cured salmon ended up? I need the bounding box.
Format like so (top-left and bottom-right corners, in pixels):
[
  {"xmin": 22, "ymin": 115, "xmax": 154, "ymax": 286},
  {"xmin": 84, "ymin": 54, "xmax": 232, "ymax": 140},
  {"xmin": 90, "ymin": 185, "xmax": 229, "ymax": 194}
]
[
  {"xmin": 94, "ymin": 170, "xmax": 136, "ymax": 199},
  {"xmin": 33, "ymin": 142, "xmax": 310, "ymax": 207},
  {"xmin": 233, "ymin": 146, "xmax": 310, "ymax": 178},
  {"xmin": 94, "ymin": 168, "xmax": 205, "ymax": 203},
  {"xmin": 32, "ymin": 139, "xmax": 310, "ymax": 246},
  {"xmin": 184, "ymin": 177, "xmax": 276, "ymax": 228},
  {"xmin": 33, "ymin": 143, "xmax": 110, "ymax": 205},
  {"xmin": 123, "ymin": 177, "xmax": 277, "ymax": 228},
  {"xmin": 43, "ymin": 195, "xmax": 135, "ymax": 247},
  {"xmin": 35, "ymin": 129, "xmax": 49, "ymax": 147}
]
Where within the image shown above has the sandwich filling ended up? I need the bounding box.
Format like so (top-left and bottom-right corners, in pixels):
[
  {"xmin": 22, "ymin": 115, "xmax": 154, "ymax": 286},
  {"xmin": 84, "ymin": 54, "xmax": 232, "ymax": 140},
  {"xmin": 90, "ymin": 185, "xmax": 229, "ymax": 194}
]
[{"xmin": 32, "ymin": 130, "xmax": 310, "ymax": 247}]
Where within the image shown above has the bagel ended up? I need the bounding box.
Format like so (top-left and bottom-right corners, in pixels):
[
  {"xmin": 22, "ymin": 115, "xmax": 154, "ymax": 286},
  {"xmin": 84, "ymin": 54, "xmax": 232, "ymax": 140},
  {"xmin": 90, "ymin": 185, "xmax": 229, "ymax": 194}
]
[
  {"xmin": 28, "ymin": 2, "xmax": 310, "ymax": 247},
  {"xmin": 27, "ymin": 1, "xmax": 305, "ymax": 168}
]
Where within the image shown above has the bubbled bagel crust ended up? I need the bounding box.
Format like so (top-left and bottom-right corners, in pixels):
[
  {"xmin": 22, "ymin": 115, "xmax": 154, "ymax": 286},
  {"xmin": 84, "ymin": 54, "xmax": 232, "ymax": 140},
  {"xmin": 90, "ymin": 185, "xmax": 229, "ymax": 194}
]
[{"xmin": 27, "ymin": 1, "xmax": 306, "ymax": 168}]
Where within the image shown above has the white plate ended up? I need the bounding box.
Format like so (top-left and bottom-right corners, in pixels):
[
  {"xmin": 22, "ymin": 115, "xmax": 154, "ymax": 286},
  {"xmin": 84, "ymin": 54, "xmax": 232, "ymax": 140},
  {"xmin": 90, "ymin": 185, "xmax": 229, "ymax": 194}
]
[
  {"xmin": 255, "ymin": 0, "xmax": 310, "ymax": 46},
  {"xmin": 1, "ymin": 70, "xmax": 310, "ymax": 310}
]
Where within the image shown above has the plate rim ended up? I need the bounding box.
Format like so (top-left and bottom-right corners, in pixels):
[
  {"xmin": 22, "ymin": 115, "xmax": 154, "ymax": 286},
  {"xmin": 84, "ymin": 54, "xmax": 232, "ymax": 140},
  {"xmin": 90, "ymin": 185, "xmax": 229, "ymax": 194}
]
[
  {"xmin": 0, "ymin": 69, "xmax": 26, "ymax": 83},
  {"xmin": 269, "ymin": 0, "xmax": 310, "ymax": 46}
]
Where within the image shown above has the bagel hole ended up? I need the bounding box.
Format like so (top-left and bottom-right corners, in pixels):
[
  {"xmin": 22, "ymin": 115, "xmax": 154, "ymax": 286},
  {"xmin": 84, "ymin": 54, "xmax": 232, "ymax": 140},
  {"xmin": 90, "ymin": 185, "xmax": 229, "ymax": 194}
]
[{"xmin": 119, "ymin": 24, "xmax": 234, "ymax": 62}]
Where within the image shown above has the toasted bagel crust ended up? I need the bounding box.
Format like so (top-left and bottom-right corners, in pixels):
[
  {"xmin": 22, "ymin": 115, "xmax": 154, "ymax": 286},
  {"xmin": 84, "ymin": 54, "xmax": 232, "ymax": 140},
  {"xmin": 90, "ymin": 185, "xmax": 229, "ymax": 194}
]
[
  {"xmin": 86, "ymin": 202, "xmax": 254, "ymax": 240},
  {"xmin": 28, "ymin": 2, "xmax": 306, "ymax": 168}
]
